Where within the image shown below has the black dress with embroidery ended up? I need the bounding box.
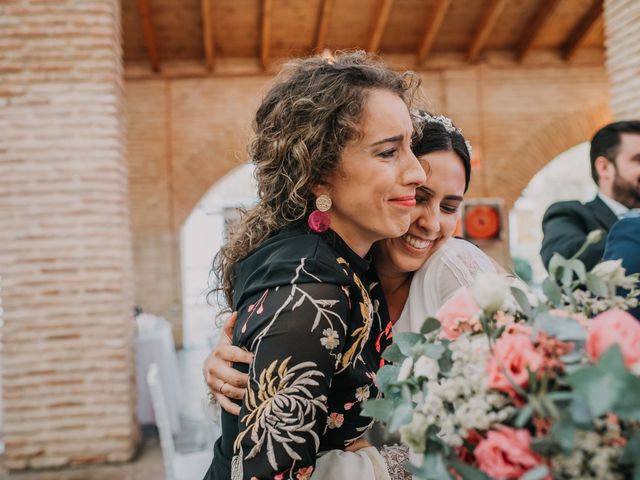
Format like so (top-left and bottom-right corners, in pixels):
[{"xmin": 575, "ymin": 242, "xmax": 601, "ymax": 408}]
[{"xmin": 204, "ymin": 224, "xmax": 393, "ymax": 480}]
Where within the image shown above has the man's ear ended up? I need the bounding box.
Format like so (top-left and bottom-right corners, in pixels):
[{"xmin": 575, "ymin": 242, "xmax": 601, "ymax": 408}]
[{"xmin": 594, "ymin": 155, "xmax": 614, "ymax": 182}]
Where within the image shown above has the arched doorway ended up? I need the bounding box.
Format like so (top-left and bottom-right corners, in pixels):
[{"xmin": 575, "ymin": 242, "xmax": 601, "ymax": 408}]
[
  {"xmin": 509, "ymin": 142, "xmax": 596, "ymax": 283},
  {"xmin": 180, "ymin": 163, "xmax": 258, "ymax": 348}
]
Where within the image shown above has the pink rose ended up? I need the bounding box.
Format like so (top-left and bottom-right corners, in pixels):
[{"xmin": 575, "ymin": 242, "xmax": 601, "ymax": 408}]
[
  {"xmin": 488, "ymin": 333, "xmax": 544, "ymax": 397},
  {"xmin": 475, "ymin": 426, "xmax": 545, "ymax": 479},
  {"xmin": 436, "ymin": 287, "xmax": 481, "ymax": 340},
  {"xmin": 586, "ymin": 309, "xmax": 640, "ymax": 368}
]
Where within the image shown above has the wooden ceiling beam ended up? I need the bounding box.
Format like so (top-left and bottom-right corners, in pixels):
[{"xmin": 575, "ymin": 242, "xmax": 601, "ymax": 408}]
[
  {"xmin": 368, "ymin": 0, "xmax": 394, "ymax": 53},
  {"xmin": 314, "ymin": 0, "xmax": 334, "ymax": 53},
  {"xmin": 561, "ymin": 0, "xmax": 602, "ymax": 61},
  {"xmin": 260, "ymin": 0, "xmax": 273, "ymax": 69},
  {"xmin": 201, "ymin": 0, "xmax": 215, "ymax": 71},
  {"xmin": 516, "ymin": 0, "xmax": 561, "ymax": 62},
  {"xmin": 416, "ymin": 0, "xmax": 451, "ymax": 65},
  {"xmin": 136, "ymin": 0, "xmax": 160, "ymax": 72},
  {"xmin": 466, "ymin": 0, "xmax": 508, "ymax": 63}
]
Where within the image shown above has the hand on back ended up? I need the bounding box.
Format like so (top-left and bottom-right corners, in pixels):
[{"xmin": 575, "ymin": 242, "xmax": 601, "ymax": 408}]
[{"xmin": 202, "ymin": 312, "xmax": 253, "ymax": 416}]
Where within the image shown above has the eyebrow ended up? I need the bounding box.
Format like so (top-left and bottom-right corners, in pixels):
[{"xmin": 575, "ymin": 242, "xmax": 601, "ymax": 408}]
[{"xmin": 369, "ymin": 134, "xmax": 404, "ymax": 147}]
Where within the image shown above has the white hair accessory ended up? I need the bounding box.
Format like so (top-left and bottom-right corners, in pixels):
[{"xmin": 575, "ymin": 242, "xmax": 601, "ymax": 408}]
[{"xmin": 415, "ymin": 111, "xmax": 473, "ymax": 158}]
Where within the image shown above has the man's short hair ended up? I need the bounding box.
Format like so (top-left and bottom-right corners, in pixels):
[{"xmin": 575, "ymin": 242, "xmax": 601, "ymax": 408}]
[{"xmin": 590, "ymin": 120, "xmax": 640, "ymax": 184}]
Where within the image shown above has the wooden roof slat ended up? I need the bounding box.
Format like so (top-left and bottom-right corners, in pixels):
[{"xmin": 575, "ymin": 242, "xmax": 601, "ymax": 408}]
[
  {"xmin": 136, "ymin": 0, "xmax": 160, "ymax": 72},
  {"xmin": 368, "ymin": 0, "xmax": 394, "ymax": 53},
  {"xmin": 466, "ymin": 0, "xmax": 508, "ymax": 63},
  {"xmin": 561, "ymin": 0, "xmax": 603, "ymax": 61},
  {"xmin": 260, "ymin": 0, "xmax": 273, "ymax": 69},
  {"xmin": 201, "ymin": 0, "xmax": 215, "ymax": 71},
  {"xmin": 416, "ymin": 0, "xmax": 451, "ymax": 65},
  {"xmin": 516, "ymin": 0, "xmax": 561, "ymax": 62},
  {"xmin": 314, "ymin": 0, "xmax": 334, "ymax": 53}
]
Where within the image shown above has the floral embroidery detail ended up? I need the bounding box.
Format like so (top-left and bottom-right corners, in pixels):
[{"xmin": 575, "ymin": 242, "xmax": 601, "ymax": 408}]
[
  {"xmin": 320, "ymin": 328, "xmax": 340, "ymax": 350},
  {"xmin": 296, "ymin": 466, "xmax": 314, "ymax": 480},
  {"xmin": 337, "ymin": 258, "xmax": 374, "ymax": 369},
  {"xmin": 355, "ymin": 385, "xmax": 370, "ymax": 402},
  {"xmin": 235, "ymin": 356, "xmax": 327, "ymax": 471},
  {"xmin": 327, "ymin": 412, "xmax": 345, "ymax": 429}
]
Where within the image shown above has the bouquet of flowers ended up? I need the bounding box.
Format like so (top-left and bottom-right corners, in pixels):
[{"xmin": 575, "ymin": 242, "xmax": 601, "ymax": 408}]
[{"xmin": 363, "ymin": 232, "xmax": 640, "ymax": 480}]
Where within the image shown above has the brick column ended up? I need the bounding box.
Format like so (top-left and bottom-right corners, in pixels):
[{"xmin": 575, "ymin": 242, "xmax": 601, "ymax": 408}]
[
  {"xmin": 604, "ymin": 0, "xmax": 640, "ymax": 119},
  {"xmin": 0, "ymin": 0, "xmax": 138, "ymax": 470}
]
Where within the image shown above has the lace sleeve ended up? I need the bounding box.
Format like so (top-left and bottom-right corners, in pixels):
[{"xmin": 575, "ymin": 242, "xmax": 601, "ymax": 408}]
[
  {"xmin": 380, "ymin": 445, "xmax": 411, "ymax": 480},
  {"xmin": 436, "ymin": 239, "xmax": 498, "ymax": 305}
]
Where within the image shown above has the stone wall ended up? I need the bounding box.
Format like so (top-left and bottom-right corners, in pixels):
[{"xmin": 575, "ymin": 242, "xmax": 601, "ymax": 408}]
[{"xmin": 0, "ymin": 0, "xmax": 138, "ymax": 469}]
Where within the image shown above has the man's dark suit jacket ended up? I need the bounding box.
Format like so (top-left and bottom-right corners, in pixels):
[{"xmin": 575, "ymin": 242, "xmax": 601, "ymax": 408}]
[
  {"xmin": 603, "ymin": 216, "xmax": 640, "ymax": 320},
  {"xmin": 540, "ymin": 196, "xmax": 619, "ymax": 271}
]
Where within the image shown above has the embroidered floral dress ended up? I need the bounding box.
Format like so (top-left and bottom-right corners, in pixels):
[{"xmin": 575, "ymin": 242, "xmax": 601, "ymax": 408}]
[{"xmin": 205, "ymin": 225, "xmax": 393, "ymax": 480}]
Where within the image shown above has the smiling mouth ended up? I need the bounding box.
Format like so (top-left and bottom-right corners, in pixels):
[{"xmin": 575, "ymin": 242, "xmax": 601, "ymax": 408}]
[
  {"xmin": 401, "ymin": 234, "xmax": 434, "ymax": 250},
  {"xmin": 389, "ymin": 196, "xmax": 417, "ymax": 207}
]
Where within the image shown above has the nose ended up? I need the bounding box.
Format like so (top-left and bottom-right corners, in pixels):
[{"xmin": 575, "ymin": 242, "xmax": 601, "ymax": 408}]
[
  {"xmin": 417, "ymin": 204, "xmax": 440, "ymax": 235},
  {"xmin": 402, "ymin": 150, "xmax": 427, "ymax": 187}
]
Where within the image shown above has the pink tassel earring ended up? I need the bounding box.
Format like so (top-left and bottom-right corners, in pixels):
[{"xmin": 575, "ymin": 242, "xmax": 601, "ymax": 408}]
[{"xmin": 308, "ymin": 194, "xmax": 332, "ymax": 233}]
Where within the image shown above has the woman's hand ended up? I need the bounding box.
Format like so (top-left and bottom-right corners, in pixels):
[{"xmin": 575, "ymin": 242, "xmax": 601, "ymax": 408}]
[
  {"xmin": 203, "ymin": 312, "xmax": 253, "ymax": 416},
  {"xmin": 344, "ymin": 438, "xmax": 372, "ymax": 452}
]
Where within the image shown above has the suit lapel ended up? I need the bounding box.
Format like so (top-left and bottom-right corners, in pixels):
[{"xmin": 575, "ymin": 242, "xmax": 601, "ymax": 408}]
[{"xmin": 587, "ymin": 196, "xmax": 619, "ymax": 230}]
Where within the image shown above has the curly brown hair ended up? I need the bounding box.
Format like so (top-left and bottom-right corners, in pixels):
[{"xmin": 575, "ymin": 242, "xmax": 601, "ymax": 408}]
[{"xmin": 212, "ymin": 50, "xmax": 421, "ymax": 308}]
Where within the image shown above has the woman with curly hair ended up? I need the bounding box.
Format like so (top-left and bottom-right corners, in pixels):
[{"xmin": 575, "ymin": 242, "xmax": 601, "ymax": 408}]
[{"xmin": 203, "ymin": 51, "xmax": 425, "ymax": 479}]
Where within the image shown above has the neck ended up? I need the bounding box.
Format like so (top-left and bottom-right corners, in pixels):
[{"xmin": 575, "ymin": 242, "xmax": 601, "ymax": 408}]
[
  {"xmin": 329, "ymin": 223, "xmax": 374, "ymax": 258},
  {"xmin": 373, "ymin": 248, "xmax": 413, "ymax": 324}
]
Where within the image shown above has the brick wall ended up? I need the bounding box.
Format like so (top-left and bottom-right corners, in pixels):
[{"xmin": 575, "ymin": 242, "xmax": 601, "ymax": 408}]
[
  {"xmin": 604, "ymin": 0, "xmax": 640, "ymax": 119},
  {"xmin": 0, "ymin": 0, "xmax": 138, "ymax": 470},
  {"xmin": 126, "ymin": 63, "xmax": 610, "ymax": 300}
]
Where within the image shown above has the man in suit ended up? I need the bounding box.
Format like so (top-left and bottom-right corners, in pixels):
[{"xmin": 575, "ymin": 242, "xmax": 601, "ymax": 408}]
[
  {"xmin": 603, "ymin": 215, "xmax": 640, "ymax": 320},
  {"xmin": 541, "ymin": 121, "xmax": 640, "ymax": 271}
]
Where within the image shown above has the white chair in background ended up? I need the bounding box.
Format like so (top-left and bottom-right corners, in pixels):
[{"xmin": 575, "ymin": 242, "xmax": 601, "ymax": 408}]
[{"xmin": 147, "ymin": 363, "xmax": 213, "ymax": 480}]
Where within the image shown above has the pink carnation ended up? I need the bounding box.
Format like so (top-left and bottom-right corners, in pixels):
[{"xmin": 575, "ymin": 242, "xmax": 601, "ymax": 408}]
[
  {"xmin": 487, "ymin": 333, "xmax": 544, "ymax": 397},
  {"xmin": 436, "ymin": 287, "xmax": 481, "ymax": 340},
  {"xmin": 586, "ymin": 309, "xmax": 640, "ymax": 368},
  {"xmin": 475, "ymin": 426, "xmax": 545, "ymax": 479}
]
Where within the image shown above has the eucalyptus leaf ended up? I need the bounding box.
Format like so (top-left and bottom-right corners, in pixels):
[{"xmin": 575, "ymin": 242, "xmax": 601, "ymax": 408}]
[
  {"xmin": 424, "ymin": 342, "xmax": 446, "ymax": 360},
  {"xmin": 382, "ymin": 343, "xmax": 405, "ymax": 363},
  {"xmin": 613, "ymin": 371, "xmax": 640, "ymax": 421},
  {"xmin": 586, "ymin": 273, "xmax": 609, "ymax": 297},
  {"xmin": 510, "ymin": 286, "xmax": 532, "ymax": 318},
  {"xmin": 449, "ymin": 459, "xmax": 491, "ymax": 480},
  {"xmin": 533, "ymin": 313, "xmax": 586, "ymax": 341},
  {"xmin": 567, "ymin": 345, "xmax": 627, "ymax": 417},
  {"xmin": 521, "ymin": 466, "xmax": 551, "ymax": 480},
  {"xmin": 542, "ymin": 277, "xmax": 562, "ymax": 306},
  {"xmin": 514, "ymin": 403, "xmax": 534, "ymax": 427},
  {"xmin": 360, "ymin": 398, "xmax": 394, "ymax": 422},
  {"xmin": 548, "ymin": 253, "xmax": 567, "ymax": 280},
  {"xmin": 621, "ymin": 431, "xmax": 640, "ymax": 465},
  {"xmin": 551, "ymin": 419, "xmax": 576, "ymax": 452},
  {"xmin": 376, "ymin": 364, "xmax": 400, "ymax": 391},
  {"xmin": 568, "ymin": 259, "xmax": 587, "ymax": 283},
  {"xmin": 406, "ymin": 448, "xmax": 456, "ymax": 480},
  {"xmin": 395, "ymin": 332, "xmax": 426, "ymax": 356},
  {"xmin": 421, "ymin": 317, "xmax": 441, "ymax": 335},
  {"xmin": 569, "ymin": 396, "xmax": 594, "ymax": 427},
  {"xmin": 388, "ymin": 404, "xmax": 414, "ymax": 432}
]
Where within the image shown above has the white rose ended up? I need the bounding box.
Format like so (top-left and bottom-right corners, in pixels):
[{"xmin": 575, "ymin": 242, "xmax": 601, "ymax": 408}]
[
  {"xmin": 397, "ymin": 357, "xmax": 413, "ymax": 382},
  {"xmin": 592, "ymin": 259, "xmax": 627, "ymax": 285},
  {"xmin": 471, "ymin": 272, "xmax": 508, "ymax": 312},
  {"xmin": 413, "ymin": 356, "xmax": 439, "ymax": 381}
]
